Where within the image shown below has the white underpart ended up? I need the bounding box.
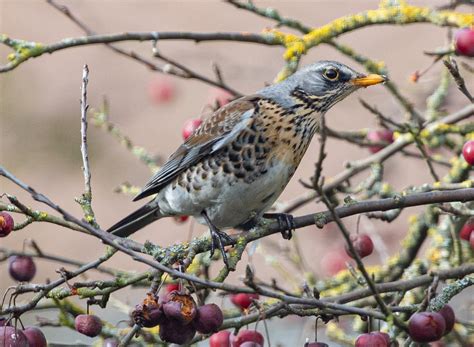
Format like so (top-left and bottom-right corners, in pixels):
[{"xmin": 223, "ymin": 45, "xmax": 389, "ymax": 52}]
[{"xmin": 157, "ymin": 159, "xmax": 293, "ymax": 229}]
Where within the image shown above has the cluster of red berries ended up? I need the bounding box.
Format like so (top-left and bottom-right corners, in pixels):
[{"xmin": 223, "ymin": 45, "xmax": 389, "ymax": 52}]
[
  {"xmin": 408, "ymin": 305, "xmax": 455, "ymax": 343},
  {"xmin": 132, "ymin": 290, "xmax": 223, "ymax": 345},
  {"xmin": 210, "ymin": 329, "xmax": 264, "ymax": 347},
  {"xmin": 0, "ymin": 320, "xmax": 47, "ymax": 347}
]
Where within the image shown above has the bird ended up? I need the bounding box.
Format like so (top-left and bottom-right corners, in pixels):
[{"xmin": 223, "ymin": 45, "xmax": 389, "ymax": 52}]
[{"xmin": 108, "ymin": 60, "xmax": 386, "ymax": 266}]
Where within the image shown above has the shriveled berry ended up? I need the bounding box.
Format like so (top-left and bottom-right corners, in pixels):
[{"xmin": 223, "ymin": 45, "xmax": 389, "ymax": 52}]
[
  {"xmin": 208, "ymin": 88, "xmax": 233, "ymax": 107},
  {"xmin": 8, "ymin": 256, "xmax": 36, "ymax": 282},
  {"xmin": 148, "ymin": 77, "xmax": 175, "ymax": 103},
  {"xmin": 23, "ymin": 326, "xmax": 47, "ymax": 347},
  {"xmin": 462, "ymin": 140, "xmax": 474, "ymax": 165},
  {"xmin": 230, "ymin": 293, "xmax": 259, "ymax": 310},
  {"xmin": 182, "ymin": 118, "xmax": 203, "ymax": 141},
  {"xmin": 193, "ymin": 303, "xmax": 223, "ymax": 334},
  {"xmin": 75, "ymin": 314, "xmax": 102, "ymax": 337},
  {"xmin": 0, "ymin": 326, "xmax": 29, "ymax": 346},
  {"xmin": 345, "ymin": 234, "xmax": 374, "ymax": 259},
  {"xmin": 159, "ymin": 319, "xmax": 196, "ymax": 345},
  {"xmin": 355, "ymin": 332, "xmax": 388, "ymax": 347},
  {"xmin": 439, "ymin": 305, "xmax": 455, "ymax": 334},
  {"xmin": 230, "ymin": 330, "xmax": 264, "ymax": 347},
  {"xmin": 162, "ymin": 291, "xmax": 197, "ymax": 325},
  {"xmin": 408, "ymin": 312, "xmax": 446, "ymax": 343},
  {"xmin": 367, "ymin": 129, "xmax": 394, "ymax": 153},
  {"xmin": 0, "ymin": 212, "xmax": 14, "ymax": 237},
  {"xmin": 132, "ymin": 293, "xmax": 164, "ymax": 328},
  {"xmin": 460, "ymin": 220, "xmax": 474, "ymax": 241},
  {"xmin": 210, "ymin": 330, "xmax": 231, "ymax": 347},
  {"xmin": 455, "ymin": 28, "xmax": 474, "ymax": 57}
]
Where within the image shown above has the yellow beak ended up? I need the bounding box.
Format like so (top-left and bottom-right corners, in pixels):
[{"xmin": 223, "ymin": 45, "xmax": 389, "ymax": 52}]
[{"xmin": 351, "ymin": 74, "xmax": 387, "ymax": 87}]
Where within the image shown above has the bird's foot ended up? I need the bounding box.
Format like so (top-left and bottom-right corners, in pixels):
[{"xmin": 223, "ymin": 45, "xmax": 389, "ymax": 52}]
[
  {"xmin": 201, "ymin": 211, "xmax": 233, "ymax": 268},
  {"xmin": 263, "ymin": 213, "xmax": 295, "ymax": 240},
  {"xmin": 210, "ymin": 227, "xmax": 233, "ymax": 267}
]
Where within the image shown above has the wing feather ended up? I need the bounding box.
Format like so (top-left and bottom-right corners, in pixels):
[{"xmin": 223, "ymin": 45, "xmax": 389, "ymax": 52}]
[{"xmin": 133, "ymin": 96, "xmax": 259, "ymax": 201}]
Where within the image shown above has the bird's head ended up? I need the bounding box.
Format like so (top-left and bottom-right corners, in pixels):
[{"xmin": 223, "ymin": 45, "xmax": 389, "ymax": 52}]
[{"xmin": 263, "ymin": 60, "xmax": 386, "ymax": 113}]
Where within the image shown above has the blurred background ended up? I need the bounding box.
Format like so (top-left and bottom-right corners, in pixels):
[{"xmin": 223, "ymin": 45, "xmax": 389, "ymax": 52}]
[{"xmin": 1, "ymin": 1, "xmax": 473, "ymax": 345}]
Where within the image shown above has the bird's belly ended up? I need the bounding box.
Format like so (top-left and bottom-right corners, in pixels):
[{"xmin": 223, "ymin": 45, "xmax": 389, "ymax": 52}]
[{"xmin": 158, "ymin": 160, "xmax": 293, "ymax": 229}]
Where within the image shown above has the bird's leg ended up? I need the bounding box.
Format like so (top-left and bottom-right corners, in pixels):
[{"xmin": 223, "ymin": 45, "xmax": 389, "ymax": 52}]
[
  {"xmin": 201, "ymin": 211, "xmax": 233, "ymax": 268},
  {"xmin": 262, "ymin": 213, "xmax": 295, "ymax": 240}
]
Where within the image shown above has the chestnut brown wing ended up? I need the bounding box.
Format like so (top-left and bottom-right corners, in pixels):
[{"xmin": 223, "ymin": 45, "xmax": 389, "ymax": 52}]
[{"xmin": 133, "ymin": 96, "xmax": 259, "ymax": 201}]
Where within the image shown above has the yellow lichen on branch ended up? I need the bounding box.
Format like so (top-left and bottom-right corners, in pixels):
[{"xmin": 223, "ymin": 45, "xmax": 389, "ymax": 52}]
[{"xmin": 267, "ymin": 3, "xmax": 474, "ymax": 81}]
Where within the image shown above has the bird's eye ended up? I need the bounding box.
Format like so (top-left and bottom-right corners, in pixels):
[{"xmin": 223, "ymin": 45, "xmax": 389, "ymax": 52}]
[{"xmin": 324, "ymin": 68, "xmax": 339, "ymax": 81}]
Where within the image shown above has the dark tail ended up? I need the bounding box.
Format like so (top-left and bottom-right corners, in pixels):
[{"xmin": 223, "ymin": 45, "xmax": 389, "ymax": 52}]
[{"xmin": 108, "ymin": 203, "xmax": 162, "ymax": 238}]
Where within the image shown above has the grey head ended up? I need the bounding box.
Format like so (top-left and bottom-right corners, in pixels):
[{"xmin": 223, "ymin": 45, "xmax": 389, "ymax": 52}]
[{"xmin": 260, "ymin": 60, "xmax": 386, "ymax": 112}]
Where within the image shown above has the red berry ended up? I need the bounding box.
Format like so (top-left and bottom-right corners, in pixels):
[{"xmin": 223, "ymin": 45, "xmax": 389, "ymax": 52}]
[
  {"xmin": 372, "ymin": 332, "xmax": 390, "ymax": 345},
  {"xmin": 0, "ymin": 326, "xmax": 29, "ymax": 346},
  {"xmin": 367, "ymin": 129, "xmax": 394, "ymax": 153},
  {"xmin": 320, "ymin": 249, "xmax": 351, "ymax": 275},
  {"xmin": 462, "ymin": 140, "xmax": 474, "ymax": 165},
  {"xmin": 240, "ymin": 342, "xmax": 262, "ymax": 347},
  {"xmin": 75, "ymin": 314, "xmax": 102, "ymax": 337},
  {"xmin": 208, "ymin": 88, "xmax": 233, "ymax": 107},
  {"xmin": 182, "ymin": 118, "xmax": 203, "ymax": 141},
  {"xmin": 173, "ymin": 215, "xmax": 189, "ymax": 224},
  {"xmin": 459, "ymin": 220, "xmax": 474, "ymax": 241},
  {"xmin": 209, "ymin": 330, "xmax": 231, "ymax": 347},
  {"xmin": 230, "ymin": 330, "xmax": 264, "ymax": 347},
  {"xmin": 0, "ymin": 212, "xmax": 14, "ymax": 237},
  {"xmin": 165, "ymin": 283, "xmax": 180, "ymax": 293},
  {"xmin": 102, "ymin": 338, "xmax": 119, "ymax": 347},
  {"xmin": 304, "ymin": 342, "xmax": 329, "ymax": 347},
  {"xmin": 455, "ymin": 29, "xmax": 474, "ymax": 57},
  {"xmin": 193, "ymin": 303, "xmax": 224, "ymax": 334},
  {"xmin": 230, "ymin": 293, "xmax": 259, "ymax": 310},
  {"xmin": 439, "ymin": 305, "xmax": 455, "ymax": 334},
  {"xmin": 159, "ymin": 319, "xmax": 196, "ymax": 345},
  {"xmin": 355, "ymin": 332, "xmax": 389, "ymax": 347},
  {"xmin": 8, "ymin": 256, "xmax": 36, "ymax": 282},
  {"xmin": 408, "ymin": 312, "xmax": 446, "ymax": 343},
  {"xmin": 345, "ymin": 234, "xmax": 374, "ymax": 259},
  {"xmin": 148, "ymin": 77, "xmax": 175, "ymax": 103},
  {"xmin": 23, "ymin": 326, "xmax": 47, "ymax": 347},
  {"xmin": 470, "ymin": 231, "xmax": 474, "ymax": 249}
]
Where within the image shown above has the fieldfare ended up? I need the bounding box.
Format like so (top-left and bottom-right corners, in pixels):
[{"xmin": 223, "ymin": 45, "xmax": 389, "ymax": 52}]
[{"xmin": 108, "ymin": 60, "xmax": 386, "ymax": 266}]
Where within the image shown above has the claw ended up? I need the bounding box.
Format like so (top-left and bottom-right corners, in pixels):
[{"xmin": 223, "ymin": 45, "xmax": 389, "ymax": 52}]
[
  {"xmin": 263, "ymin": 213, "xmax": 295, "ymax": 240},
  {"xmin": 201, "ymin": 211, "xmax": 233, "ymax": 268}
]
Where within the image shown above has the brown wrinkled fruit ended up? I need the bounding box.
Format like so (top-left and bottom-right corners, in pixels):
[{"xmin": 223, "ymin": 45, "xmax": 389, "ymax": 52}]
[
  {"xmin": 75, "ymin": 314, "xmax": 103, "ymax": 337},
  {"xmin": 162, "ymin": 290, "xmax": 197, "ymax": 325},
  {"xmin": 193, "ymin": 303, "xmax": 224, "ymax": 334},
  {"xmin": 159, "ymin": 319, "xmax": 196, "ymax": 345},
  {"xmin": 132, "ymin": 292, "xmax": 164, "ymax": 328}
]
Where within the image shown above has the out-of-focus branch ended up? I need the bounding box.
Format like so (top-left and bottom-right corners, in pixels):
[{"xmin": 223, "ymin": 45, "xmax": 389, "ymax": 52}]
[{"xmin": 46, "ymin": 0, "xmax": 242, "ymax": 96}]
